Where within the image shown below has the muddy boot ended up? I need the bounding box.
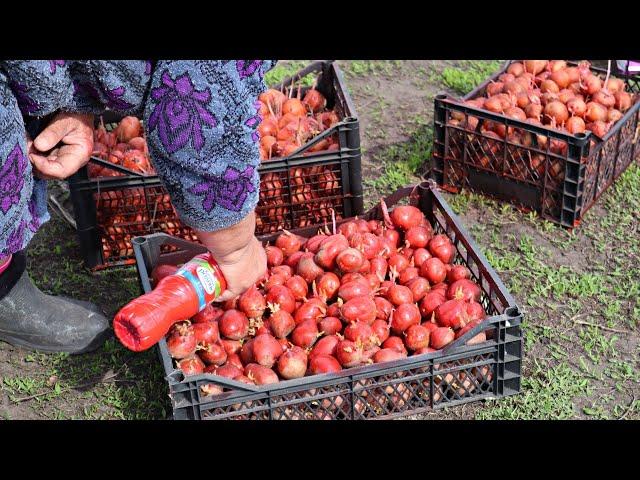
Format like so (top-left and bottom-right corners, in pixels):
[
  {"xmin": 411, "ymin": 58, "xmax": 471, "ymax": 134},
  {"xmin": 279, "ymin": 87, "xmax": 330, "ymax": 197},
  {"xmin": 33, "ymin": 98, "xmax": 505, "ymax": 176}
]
[{"xmin": 0, "ymin": 250, "xmax": 112, "ymax": 354}]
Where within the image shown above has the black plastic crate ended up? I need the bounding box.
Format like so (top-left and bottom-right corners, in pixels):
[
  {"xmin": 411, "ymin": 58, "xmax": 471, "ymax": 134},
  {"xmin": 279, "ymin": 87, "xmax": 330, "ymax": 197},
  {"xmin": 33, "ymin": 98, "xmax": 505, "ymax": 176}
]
[
  {"xmin": 254, "ymin": 60, "xmax": 362, "ymax": 234},
  {"xmin": 132, "ymin": 181, "xmax": 523, "ymax": 420},
  {"xmin": 68, "ymin": 61, "xmax": 362, "ymax": 270},
  {"xmin": 429, "ymin": 60, "xmax": 640, "ymax": 228}
]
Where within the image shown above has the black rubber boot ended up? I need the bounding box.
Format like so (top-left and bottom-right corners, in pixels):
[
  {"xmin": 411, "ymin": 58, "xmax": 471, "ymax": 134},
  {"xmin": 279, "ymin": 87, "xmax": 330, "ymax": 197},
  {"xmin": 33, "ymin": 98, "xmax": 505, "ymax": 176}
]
[{"xmin": 0, "ymin": 251, "xmax": 112, "ymax": 354}]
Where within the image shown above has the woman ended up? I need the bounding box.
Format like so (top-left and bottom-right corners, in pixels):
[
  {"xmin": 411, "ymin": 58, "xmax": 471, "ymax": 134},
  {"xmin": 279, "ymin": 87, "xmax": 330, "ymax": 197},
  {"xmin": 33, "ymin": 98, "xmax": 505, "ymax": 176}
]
[{"xmin": 0, "ymin": 60, "xmax": 274, "ymax": 354}]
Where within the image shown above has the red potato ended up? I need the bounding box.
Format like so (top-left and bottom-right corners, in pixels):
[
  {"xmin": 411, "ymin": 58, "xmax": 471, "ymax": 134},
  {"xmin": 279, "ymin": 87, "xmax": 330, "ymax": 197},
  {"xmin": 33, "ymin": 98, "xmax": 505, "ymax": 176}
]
[
  {"xmin": 430, "ymin": 327, "xmax": 455, "ymax": 349},
  {"xmin": 191, "ymin": 304, "xmax": 224, "ymax": 324},
  {"xmin": 294, "ymin": 301, "xmax": 327, "ymax": 325},
  {"xmin": 421, "ymin": 257, "xmax": 447, "ymax": 284},
  {"xmin": 238, "ymin": 286, "xmax": 266, "ymax": 319},
  {"xmin": 275, "ymin": 231, "xmax": 303, "ymax": 256},
  {"xmin": 226, "ymin": 353, "xmax": 243, "ymax": 370},
  {"xmin": 373, "ymin": 348, "xmax": 406, "ymax": 363},
  {"xmin": 406, "ymin": 276, "xmax": 430, "ymax": 302},
  {"xmin": 177, "ymin": 356, "xmax": 205, "ymax": 376},
  {"xmin": 286, "ymin": 275, "xmax": 308, "ymax": 301},
  {"xmin": 338, "ymin": 280, "xmax": 372, "ymax": 302},
  {"xmin": 219, "ymin": 310, "xmax": 249, "ymax": 340},
  {"xmin": 284, "ymin": 251, "xmax": 305, "ymax": 269},
  {"xmin": 405, "ymin": 225, "xmax": 432, "ymax": 248},
  {"xmin": 344, "ymin": 322, "xmax": 380, "ymax": 348},
  {"xmin": 348, "ymin": 232, "xmax": 381, "ymax": 260},
  {"xmin": 271, "ymin": 265, "xmax": 293, "ymax": 280},
  {"xmin": 391, "ymin": 304, "xmax": 421, "ymax": 335},
  {"xmin": 252, "ymin": 334, "xmax": 284, "ymax": 368},
  {"xmin": 291, "ymin": 319, "xmax": 322, "ymax": 349},
  {"xmin": 435, "ymin": 299, "xmax": 470, "ymax": 330},
  {"xmin": 404, "ymin": 324, "xmax": 431, "ymax": 351},
  {"xmin": 428, "ymin": 235, "xmax": 455, "ymax": 264},
  {"xmin": 315, "ymin": 234, "xmax": 349, "ymax": 270},
  {"xmin": 277, "ymin": 346, "xmax": 308, "ymax": 379},
  {"xmin": 198, "ymin": 341, "xmax": 227, "ymax": 366},
  {"xmin": 335, "ymin": 340, "xmax": 365, "ymax": 368},
  {"xmin": 151, "ymin": 264, "xmax": 178, "ymax": 286},
  {"xmin": 269, "ymin": 309, "xmax": 296, "ymax": 339},
  {"xmin": 386, "ymin": 284, "xmax": 414, "ymax": 306},
  {"xmin": 390, "ymin": 206, "xmax": 424, "ymax": 230},
  {"xmin": 382, "ymin": 336, "xmax": 408, "ymax": 355},
  {"xmin": 371, "ymin": 319, "xmax": 391, "ymax": 344},
  {"xmin": 398, "ymin": 267, "xmax": 420, "ymax": 286},
  {"xmin": 264, "ymin": 273, "xmax": 286, "ymax": 292},
  {"xmin": 266, "ymin": 285, "xmax": 296, "ymax": 314},
  {"xmin": 239, "ymin": 338, "xmax": 255, "ymax": 365},
  {"xmin": 336, "ymin": 248, "xmax": 365, "ymax": 273},
  {"xmin": 167, "ymin": 322, "xmax": 196, "ymax": 359},
  {"xmin": 318, "ymin": 316, "xmax": 343, "ymax": 336},
  {"xmin": 446, "ymin": 279, "xmax": 482, "ymax": 302},
  {"xmin": 340, "ymin": 296, "xmax": 377, "ymax": 325},
  {"xmin": 316, "ymin": 271, "xmax": 341, "ymax": 302},
  {"xmin": 310, "ymin": 335, "xmax": 342, "ymax": 359},
  {"xmin": 220, "ymin": 339, "xmax": 242, "ymax": 356},
  {"xmin": 212, "ymin": 363, "xmax": 243, "ymax": 379},
  {"xmin": 370, "ymin": 257, "xmax": 389, "ymax": 281},
  {"xmin": 388, "ymin": 253, "xmax": 410, "ymax": 275},
  {"xmin": 296, "ymin": 254, "xmax": 324, "ymax": 284},
  {"xmin": 419, "ymin": 289, "xmax": 447, "ymax": 319},
  {"xmin": 193, "ymin": 321, "xmax": 220, "ymax": 345},
  {"xmin": 116, "ymin": 116, "xmax": 142, "ymax": 142},
  {"xmin": 374, "ymin": 296, "xmax": 393, "ymax": 321},
  {"xmin": 244, "ymin": 364, "xmax": 279, "ymax": 385},
  {"xmin": 308, "ymin": 355, "xmax": 342, "ymax": 375}
]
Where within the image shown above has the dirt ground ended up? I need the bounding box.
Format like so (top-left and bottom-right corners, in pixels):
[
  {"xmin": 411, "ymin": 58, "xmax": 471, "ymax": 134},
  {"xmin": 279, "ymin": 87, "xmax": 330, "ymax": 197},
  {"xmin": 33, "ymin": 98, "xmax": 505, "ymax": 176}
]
[{"xmin": 1, "ymin": 60, "xmax": 638, "ymax": 420}]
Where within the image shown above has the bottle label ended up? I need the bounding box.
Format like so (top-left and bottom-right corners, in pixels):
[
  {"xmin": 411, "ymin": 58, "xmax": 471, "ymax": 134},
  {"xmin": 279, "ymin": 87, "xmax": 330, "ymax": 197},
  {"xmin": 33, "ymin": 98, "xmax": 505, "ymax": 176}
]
[
  {"xmin": 175, "ymin": 257, "xmax": 223, "ymax": 311},
  {"xmin": 196, "ymin": 265, "xmax": 216, "ymax": 295}
]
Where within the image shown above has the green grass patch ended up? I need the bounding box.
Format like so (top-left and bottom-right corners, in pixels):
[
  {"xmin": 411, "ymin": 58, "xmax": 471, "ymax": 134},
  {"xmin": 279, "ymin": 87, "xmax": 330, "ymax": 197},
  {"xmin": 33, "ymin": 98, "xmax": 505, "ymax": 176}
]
[
  {"xmin": 476, "ymin": 361, "xmax": 590, "ymax": 420},
  {"xmin": 264, "ymin": 60, "xmax": 314, "ymax": 87},
  {"xmin": 364, "ymin": 124, "xmax": 433, "ymax": 197},
  {"xmin": 441, "ymin": 60, "xmax": 503, "ymax": 95},
  {"xmin": 343, "ymin": 60, "xmax": 402, "ymax": 78}
]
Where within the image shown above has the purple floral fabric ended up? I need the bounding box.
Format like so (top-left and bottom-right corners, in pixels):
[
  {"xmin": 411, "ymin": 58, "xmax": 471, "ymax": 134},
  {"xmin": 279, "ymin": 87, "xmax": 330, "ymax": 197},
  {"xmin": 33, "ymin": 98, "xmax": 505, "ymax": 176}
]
[
  {"xmin": 0, "ymin": 144, "xmax": 27, "ymax": 215},
  {"xmin": 27, "ymin": 198, "xmax": 40, "ymax": 232},
  {"xmin": 8, "ymin": 81, "xmax": 39, "ymax": 114},
  {"xmin": 147, "ymin": 70, "xmax": 217, "ymax": 153},
  {"xmin": 5, "ymin": 220, "xmax": 26, "ymax": 254},
  {"xmin": 103, "ymin": 85, "xmax": 134, "ymax": 110},
  {"xmin": 189, "ymin": 166, "xmax": 256, "ymax": 213},
  {"xmin": 49, "ymin": 60, "xmax": 65, "ymax": 74},
  {"xmin": 236, "ymin": 61, "xmax": 262, "ymax": 79}
]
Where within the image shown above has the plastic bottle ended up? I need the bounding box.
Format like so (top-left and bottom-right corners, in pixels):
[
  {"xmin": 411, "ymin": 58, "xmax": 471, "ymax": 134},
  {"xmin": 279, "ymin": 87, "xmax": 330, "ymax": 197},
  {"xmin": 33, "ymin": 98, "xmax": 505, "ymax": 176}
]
[{"xmin": 113, "ymin": 253, "xmax": 226, "ymax": 352}]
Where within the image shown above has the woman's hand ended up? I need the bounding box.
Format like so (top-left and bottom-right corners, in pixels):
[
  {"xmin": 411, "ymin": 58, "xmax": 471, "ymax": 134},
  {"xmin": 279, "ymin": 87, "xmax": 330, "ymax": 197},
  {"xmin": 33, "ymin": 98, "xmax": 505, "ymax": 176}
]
[
  {"xmin": 195, "ymin": 211, "xmax": 267, "ymax": 302},
  {"xmin": 27, "ymin": 112, "xmax": 94, "ymax": 180}
]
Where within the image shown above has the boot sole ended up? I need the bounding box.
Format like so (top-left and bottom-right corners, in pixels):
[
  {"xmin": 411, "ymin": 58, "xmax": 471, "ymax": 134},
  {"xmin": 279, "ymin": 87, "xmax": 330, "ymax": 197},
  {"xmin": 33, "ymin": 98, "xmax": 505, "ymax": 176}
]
[{"xmin": 0, "ymin": 329, "xmax": 114, "ymax": 355}]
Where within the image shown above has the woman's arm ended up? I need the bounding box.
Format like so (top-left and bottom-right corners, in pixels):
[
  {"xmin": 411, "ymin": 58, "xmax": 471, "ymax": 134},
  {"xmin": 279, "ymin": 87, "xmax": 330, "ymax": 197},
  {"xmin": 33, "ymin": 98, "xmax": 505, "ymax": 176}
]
[{"xmin": 142, "ymin": 60, "xmax": 276, "ymax": 300}]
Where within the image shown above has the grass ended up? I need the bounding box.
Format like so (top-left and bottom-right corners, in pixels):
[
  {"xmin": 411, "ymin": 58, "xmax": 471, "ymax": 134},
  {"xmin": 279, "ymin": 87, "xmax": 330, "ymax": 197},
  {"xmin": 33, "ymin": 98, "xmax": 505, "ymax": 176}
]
[
  {"xmin": 438, "ymin": 159, "xmax": 640, "ymax": 420},
  {"xmin": 363, "ymin": 123, "xmax": 433, "ymax": 202},
  {"xmin": 477, "ymin": 361, "xmax": 590, "ymax": 420},
  {"xmin": 343, "ymin": 60, "xmax": 403, "ymax": 78},
  {"xmin": 441, "ymin": 60, "xmax": 503, "ymax": 95},
  {"xmin": 264, "ymin": 60, "xmax": 314, "ymax": 88}
]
